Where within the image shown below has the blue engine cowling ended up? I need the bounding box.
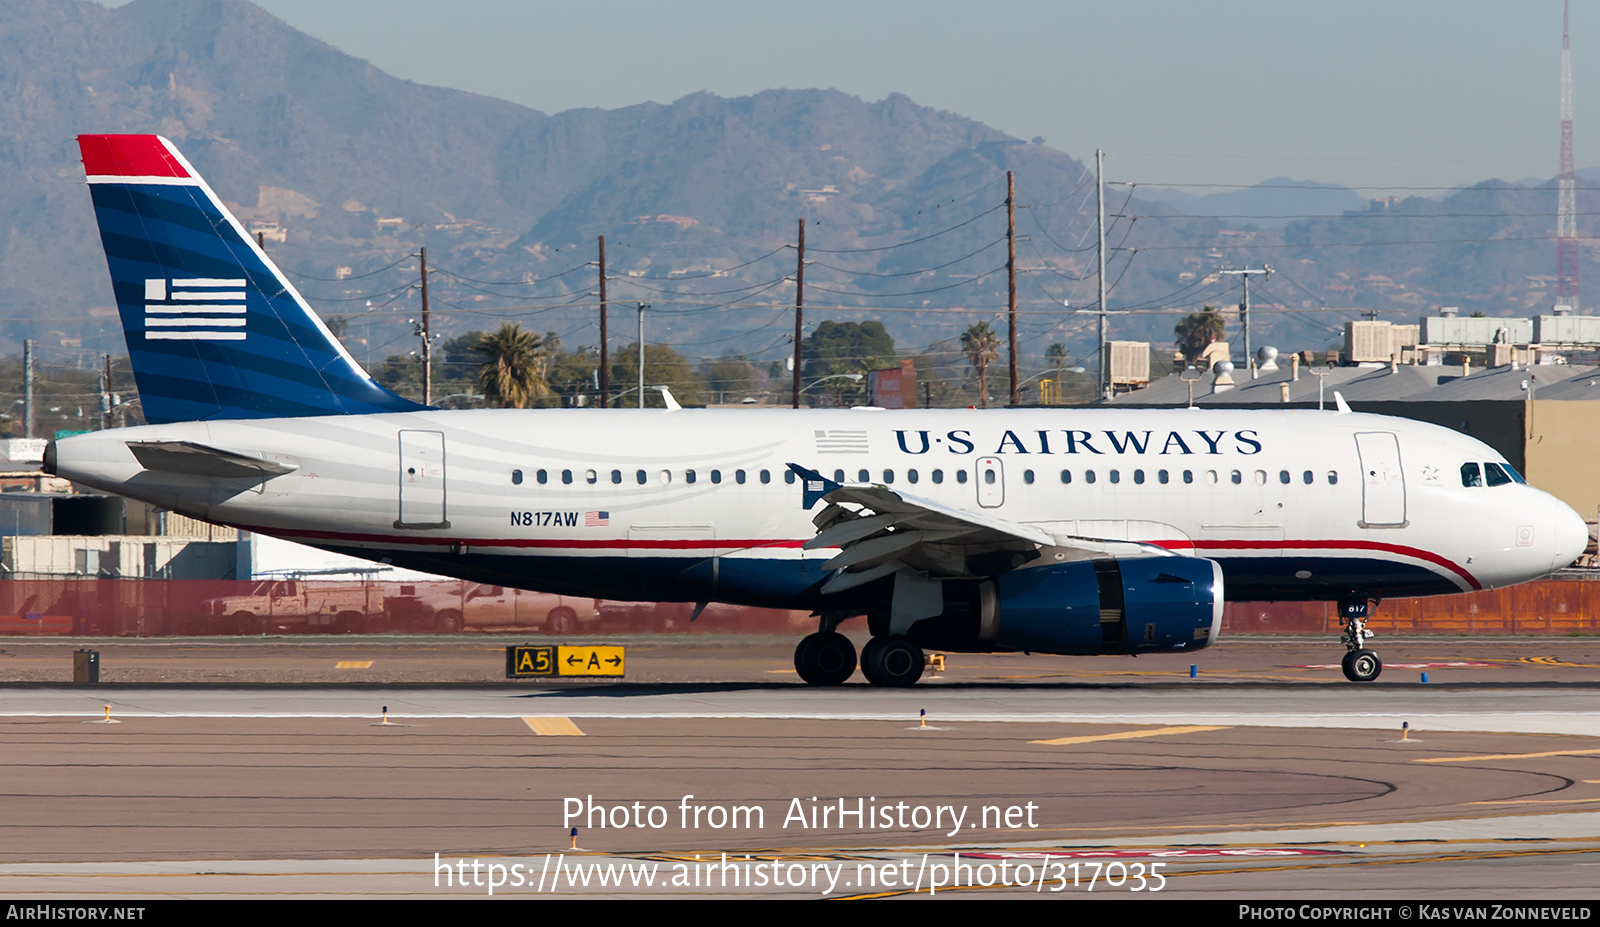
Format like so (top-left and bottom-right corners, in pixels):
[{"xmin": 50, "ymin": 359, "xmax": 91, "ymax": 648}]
[{"xmin": 905, "ymin": 556, "xmax": 1223, "ymax": 655}]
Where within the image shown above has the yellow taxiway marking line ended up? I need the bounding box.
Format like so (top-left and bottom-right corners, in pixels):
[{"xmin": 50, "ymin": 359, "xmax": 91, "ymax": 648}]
[
  {"xmin": 1030, "ymin": 725, "xmax": 1231, "ymax": 746},
  {"xmin": 334, "ymin": 661, "xmax": 372, "ymax": 669},
  {"xmin": 523, "ymin": 717, "xmax": 585, "ymax": 736},
  {"xmin": 1418, "ymin": 748, "xmax": 1600, "ymax": 763}
]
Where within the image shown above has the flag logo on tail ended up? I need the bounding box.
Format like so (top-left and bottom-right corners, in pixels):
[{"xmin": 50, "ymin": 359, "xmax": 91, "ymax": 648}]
[{"xmin": 143, "ymin": 278, "xmax": 247, "ymax": 341}]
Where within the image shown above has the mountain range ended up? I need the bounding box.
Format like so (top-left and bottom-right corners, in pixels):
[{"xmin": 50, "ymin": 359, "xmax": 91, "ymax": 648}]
[{"xmin": 1, "ymin": 0, "xmax": 1595, "ymax": 374}]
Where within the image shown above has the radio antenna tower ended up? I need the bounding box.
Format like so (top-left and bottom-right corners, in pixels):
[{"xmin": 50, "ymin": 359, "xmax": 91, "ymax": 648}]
[{"xmin": 1558, "ymin": 0, "xmax": 1580, "ymax": 310}]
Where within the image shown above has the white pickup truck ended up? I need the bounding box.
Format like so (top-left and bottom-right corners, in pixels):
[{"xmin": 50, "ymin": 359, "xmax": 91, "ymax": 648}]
[{"xmin": 380, "ymin": 583, "xmax": 599, "ymax": 633}]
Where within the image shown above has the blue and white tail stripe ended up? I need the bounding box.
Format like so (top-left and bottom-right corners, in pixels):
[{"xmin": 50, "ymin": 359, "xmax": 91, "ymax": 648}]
[{"xmin": 78, "ymin": 134, "xmax": 426, "ymax": 424}]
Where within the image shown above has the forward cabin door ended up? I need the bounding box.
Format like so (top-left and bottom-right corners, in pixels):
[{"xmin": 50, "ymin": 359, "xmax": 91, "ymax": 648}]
[
  {"xmin": 1354, "ymin": 432, "xmax": 1406, "ymax": 527},
  {"xmin": 396, "ymin": 430, "xmax": 449, "ymax": 529}
]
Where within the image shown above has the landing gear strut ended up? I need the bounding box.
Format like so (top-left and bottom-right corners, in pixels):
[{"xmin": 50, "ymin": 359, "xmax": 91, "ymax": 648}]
[{"xmin": 1339, "ymin": 597, "xmax": 1382, "ymax": 682}]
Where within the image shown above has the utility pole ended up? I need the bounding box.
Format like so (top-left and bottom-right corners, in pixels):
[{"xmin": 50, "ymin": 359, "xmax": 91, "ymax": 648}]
[
  {"xmin": 22, "ymin": 339, "xmax": 33, "ymax": 439},
  {"xmin": 637, "ymin": 302, "xmax": 649, "ymax": 409},
  {"xmin": 418, "ymin": 246, "xmax": 432, "ymax": 405},
  {"xmin": 598, "ymin": 235, "xmax": 609, "ymax": 408},
  {"xmin": 1007, "ymin": 171, "xmax": 1018, "ymax": 406},
  {"xmin": 1220, "ymin": 266, "xmax": 1273, "ymax": 378},
  {"xmin": 101, "ymin": 354, "xmax": 112, "ymax": 430},
  {"xmin": 1096, "ymin": 150, "xmax": 1109, "ymax": 401},
  {"xmin": 793, "ymin": 218, "xmax": 805, "ymax": 409}
]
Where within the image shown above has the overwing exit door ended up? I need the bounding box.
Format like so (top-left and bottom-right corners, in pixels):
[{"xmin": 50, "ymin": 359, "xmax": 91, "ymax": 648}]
[{"xmin": 976, "ymin": 456, "xmax": 1004, "ymax": 508}]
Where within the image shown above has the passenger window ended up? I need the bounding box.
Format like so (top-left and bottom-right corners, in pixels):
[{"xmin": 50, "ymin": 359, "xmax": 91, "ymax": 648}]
[
  {"xmin": 784, "ymin": 470, "xmax": 795, "ymax": 484},
  {"xmin": 636, "ymin": 469, "xmax": 647, "ymax": 485},
  {"xmin": 586, "ymin": 469, "xmax": 598, "ymax": 484},
  {"xmin": 711, "ymin": 470, "xmax": 722, "ymax": 484},
  {"xmin": 1183, "ymin": 470, "xmax": 1194, "ymax": 484},
  {"xmin": 1022, "ymin": 469, "xmax": 1034, "ymax": 484},
  {"xmin": 1327, "ymin": 471, "xmax": 1338, "ymax": 485},
  {"xmin": 1302, "ymin": 470, "xmax": 1313, "ymax": 485},
  {"xmin": 1085, "ymin": 470, "xmax": 1097, "ymax": 484},
  {"xmin": 562, "ymin": 469, "xmax": 573, "ymax": 485},
  {"xmin": 932, "ymin": 469, "xmax": 944, "ymax": 484},
  {"xmin": 833, "ymin": 469, "xmax": 845, "ymax": 483},
  {"xmin": 536, "ymin": 469, "xmax": 548, "ymax": 485},
  {"xmin": 883, "ymin": 469, "xmax": 895, "ymax": 483},
  {"xmin": 1484, "ymin": 462, "xmax": 1512, "ymax": 487},
  {"xmin": 659, "ymin": 470, "xmax": 671, "ymax": 484},
  {"xmin": 686, "ymin": 469, "xmax": 697, "ymax": 484},
  {"xmin": 610, "ymin": 469, "xmax": 622, "ymax": 484},
  {"xmin": 957, "ymin": 470, "xmax": 969, "ymax": 484},
  {"xmin": 511, "ymin": 469, "xmax": 523, "ymax": 485},
  {"xmin": 1279, "ymin": 470, "xmax": 1290, "ymax": 485},
  {"xmin": 1461, "ymin": 462, "xmax": 1482, "ymax": 487},
  {"xmin": 1255, "ymin": 470, "xmax": 1267, "ymax": 485},
  {"xmin": 984, "ymin": 470, "xmax": 996, "ymax": 484},
  {"xmin": 760, "ymin": 469, "xmax": 771, "ymax": 484},
  {"xmin": 1158, "ymin": 469, "xmax": 1169, "ymax": 484},
  {"xmin": 908, "ymin": 469, "xmax": 919, "ymax": 484},
  {"xmin": 1060, "ymin": 469, "xmax": 1072, "ymax": 484},
  {"xmin": 858, "ymin": 469, "xmax": 870, "ymax": 483},
  {"xmin": 1230, "ymin": 470, "xmax": 1242, "ymax": 485},
  {"xmin": 735, "ymin": 469, "xmax": 747, "ymax": 484},
  {"xmin": 1205, "ymin": 471, "xmax": 1218, "ymax": 484},
  {"xmin": 1133, "ymin": 469, "xmax": 1145, "ymax": 485},
  {"xmin": 1109, "ymin": 470, "xmax": 1121, "ymax": 484}
]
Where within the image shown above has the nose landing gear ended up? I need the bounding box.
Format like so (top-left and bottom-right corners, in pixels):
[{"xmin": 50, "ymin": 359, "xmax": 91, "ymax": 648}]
[{"xmin": 1339, "ymin": 597, "xmax": 1383, "ymax": 682}]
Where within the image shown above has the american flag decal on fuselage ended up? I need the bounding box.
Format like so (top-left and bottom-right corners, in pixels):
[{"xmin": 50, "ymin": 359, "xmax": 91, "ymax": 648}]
[
  {"xmin": 585, "ymin": 511, "xmax": 610, "ymax": 527},
  {"xmin": 143, "ymin": 278, "xmax": 247, "ymax": 341}
]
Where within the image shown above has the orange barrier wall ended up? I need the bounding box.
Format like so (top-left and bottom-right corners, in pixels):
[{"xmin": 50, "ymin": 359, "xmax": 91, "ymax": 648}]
[
  {"xmin": 1222, "ymin": 575, "xmax": 1600, "ymax": 635},
  {"xmin": 0, "ymin": 577, "xmax": 1595, "ymax": 637}
]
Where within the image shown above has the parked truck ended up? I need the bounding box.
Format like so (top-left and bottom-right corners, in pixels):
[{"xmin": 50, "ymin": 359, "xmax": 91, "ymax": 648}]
[
  {"xmin": 378, "ymin": 582, "xmax": 598, "ymax": 633},
  {"xmin": 198, "ymin": 580, "xmax": 383, "ymax": 634}
]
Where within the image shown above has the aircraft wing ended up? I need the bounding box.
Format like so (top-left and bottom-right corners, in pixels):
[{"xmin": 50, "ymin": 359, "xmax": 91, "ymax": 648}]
[{"xmin": 790, "ymin": 464, "xmax": 1168, "ymax": 595}]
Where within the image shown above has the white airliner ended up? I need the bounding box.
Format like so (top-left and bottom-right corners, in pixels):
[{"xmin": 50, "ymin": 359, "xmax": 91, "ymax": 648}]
[{"xmin": 48, "ymin": 135, "xmax": 1589, "ymax": 685}]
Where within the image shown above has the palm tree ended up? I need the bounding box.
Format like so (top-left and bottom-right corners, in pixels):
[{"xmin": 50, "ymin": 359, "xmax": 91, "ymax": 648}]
[
  {"xmin": 476, "ymin": 323, "xmax": 548, "ymax": 409},
  {"xmin": 1174, "ymin": 306, "xmax": 1226, "ymax": 364},
  {"xmin": 1044, "ymin": 342, "xmax": 1070, "ymax": 405},
  {"xmin": 960, "ymin": 321, "xmax": 1000, "ymax": 408}
]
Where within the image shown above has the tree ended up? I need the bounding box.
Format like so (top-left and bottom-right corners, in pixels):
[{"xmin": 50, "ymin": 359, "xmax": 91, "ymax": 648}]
[
  {"xmin": 611, "ymin": 343, "xmax": 706, "ymax": 407},
  {"xmin": 476, "ymin": 323, "xmax": 548, "ymax": 409},
  {"xmin": 960, "ymin": 321, "xmax": 1000, "ymax": 408},
  {"xmin": 801, "ymin": 320, "xmax": 897, "ymax": 406},
  {"xmin": 1174, "ymin": 306, "xmax": 1226, "ymax": 364}
]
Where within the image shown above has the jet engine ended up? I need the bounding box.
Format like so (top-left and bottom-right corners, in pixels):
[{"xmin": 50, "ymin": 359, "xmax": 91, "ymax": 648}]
[{"xmin": 899, "ymin": 556, "xmax": 1223, "ymax": 655}]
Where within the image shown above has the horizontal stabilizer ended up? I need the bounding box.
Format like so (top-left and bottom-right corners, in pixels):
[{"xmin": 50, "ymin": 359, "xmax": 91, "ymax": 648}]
[{"xmin": 127, "ymin": 441, "xmax": 297, "ymax": 479}]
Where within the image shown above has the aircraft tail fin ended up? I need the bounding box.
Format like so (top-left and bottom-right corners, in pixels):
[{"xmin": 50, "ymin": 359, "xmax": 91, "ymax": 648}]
[{"xmin": 76, "ymin": 134, "xmax": 427, "ymax": 425}]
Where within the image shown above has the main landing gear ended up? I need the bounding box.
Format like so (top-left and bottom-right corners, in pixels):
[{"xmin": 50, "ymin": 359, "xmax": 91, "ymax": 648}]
[
  {"xmin": 793, "ymin": 625, "xmax": 926, "ymax": 687},
  {"xmin": 1339, "ymin": 597, "xmax": 1383, "ymax": 682}
]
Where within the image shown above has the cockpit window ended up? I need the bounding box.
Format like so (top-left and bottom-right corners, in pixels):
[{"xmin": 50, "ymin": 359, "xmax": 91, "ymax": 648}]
[
  {"xmin": 1460, "ymin": 462, "xmax": 1482, "ymax": 487},
  {"xmin": 1501, "ymin": 462, "xmax": 1527, "ymax": 484},
  {"xmin": 1483, "ymin": 462, "xmax": 1513, "ymax": 487}
]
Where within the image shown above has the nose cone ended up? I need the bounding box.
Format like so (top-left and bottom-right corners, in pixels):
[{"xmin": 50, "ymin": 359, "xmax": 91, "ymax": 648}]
[{"xmin": 1552, "ymin": 502, "xmax": 1590, "ymax": 572}]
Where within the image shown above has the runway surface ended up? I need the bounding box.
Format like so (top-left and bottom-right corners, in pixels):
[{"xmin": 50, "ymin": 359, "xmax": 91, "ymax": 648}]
[{"xmin": 0, "ymin": 636, "xmax": 1596, "ymax": 899}]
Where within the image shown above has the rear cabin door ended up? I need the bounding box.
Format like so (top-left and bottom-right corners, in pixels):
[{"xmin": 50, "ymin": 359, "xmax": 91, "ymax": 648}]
[
  {"xmin": 1354, "ymin": 432, "xmax": 1406, "ymax": 527},
  {"xmin": 396, "ymin": 430, "xmax": 450, "ymax": 529}
]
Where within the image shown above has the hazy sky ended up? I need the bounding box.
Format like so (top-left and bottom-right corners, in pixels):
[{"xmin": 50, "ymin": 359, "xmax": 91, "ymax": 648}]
[{"xmin": 115, "ymin": 0, "xmax": 1595, "ymax": 193}]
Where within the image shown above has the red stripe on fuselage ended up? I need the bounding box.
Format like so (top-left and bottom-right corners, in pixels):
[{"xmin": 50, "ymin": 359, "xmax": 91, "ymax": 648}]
[
  {"xmin": 244, "ymin": 524, "xmax": 1480, "ymax": 589},
  {"xmin": 1157, "ymin": 538, "xmax": 1481, "ymax": 590}
]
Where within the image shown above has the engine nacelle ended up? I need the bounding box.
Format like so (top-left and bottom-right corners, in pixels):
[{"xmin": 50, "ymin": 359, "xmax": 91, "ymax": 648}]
[{"xmin": 904, "ymin": 556, "xmax": 1223, "ymax": 655}]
